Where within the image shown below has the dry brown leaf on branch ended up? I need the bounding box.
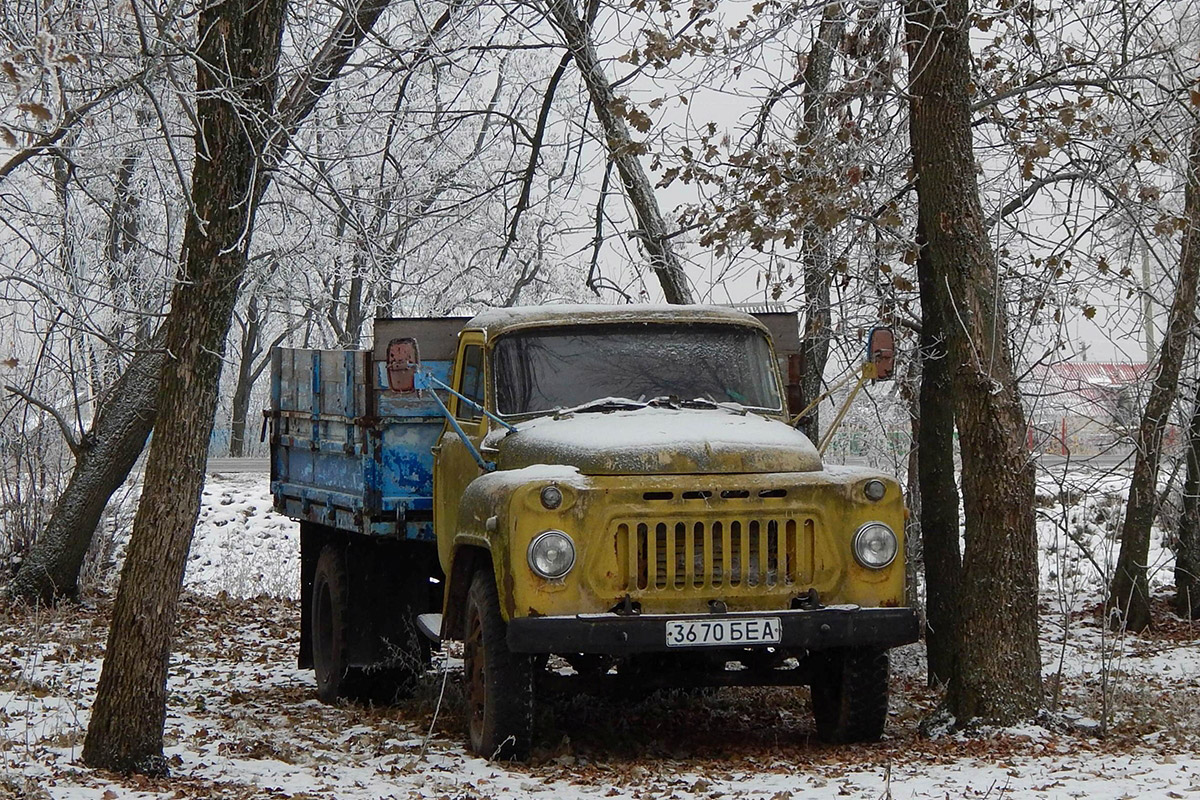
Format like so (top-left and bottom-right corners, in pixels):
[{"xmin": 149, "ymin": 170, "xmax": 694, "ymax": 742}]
[{"xmin": 17, "ymin": 102, "xmax": 52, "ymax": 121}]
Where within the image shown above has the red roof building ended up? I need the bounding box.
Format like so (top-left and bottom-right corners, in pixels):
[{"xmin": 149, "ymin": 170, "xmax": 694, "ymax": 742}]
[{"xmin": 1026, "ymin": 361, "xmax": 1151, "ymax": 454}]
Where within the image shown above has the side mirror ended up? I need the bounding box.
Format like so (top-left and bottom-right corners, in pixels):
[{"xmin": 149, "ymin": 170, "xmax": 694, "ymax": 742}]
[
  {"xmin": 385, "ymin": 337, "xmax": 420, "ymax": 393},
  {"xmin": 867, "ymin": 327, "xmax": 895, "ymax": 381}
]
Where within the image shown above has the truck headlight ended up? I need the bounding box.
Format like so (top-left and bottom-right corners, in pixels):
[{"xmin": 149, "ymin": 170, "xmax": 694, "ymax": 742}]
[
  {"xmin": 852, "ymin": 522, "xmax": 898, "ymax": 569},
  {"xmin": 527, "ymin": 530, "xmax": 576, "ymax": 579}
]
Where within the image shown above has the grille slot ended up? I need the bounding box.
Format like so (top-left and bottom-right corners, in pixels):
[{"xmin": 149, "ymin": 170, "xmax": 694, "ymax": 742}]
[{"xmin": 616, "ymin": 517, "xmax": 814, "ymax": 592}]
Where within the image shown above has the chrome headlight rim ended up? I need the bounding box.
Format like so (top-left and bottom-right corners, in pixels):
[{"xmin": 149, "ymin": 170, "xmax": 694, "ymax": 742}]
[
  {"xmin": 852, "ymin": 521, "xmax": 898, "ymax": 569},
  {"xmin": 527, "ymin": 529, "xmax": 576, "ymax": 580}
]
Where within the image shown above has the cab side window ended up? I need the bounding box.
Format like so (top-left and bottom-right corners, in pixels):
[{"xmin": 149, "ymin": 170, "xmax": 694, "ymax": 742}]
[{"xmin": 456, "ymin": 345, "xmax": 484, "ymax": 422}]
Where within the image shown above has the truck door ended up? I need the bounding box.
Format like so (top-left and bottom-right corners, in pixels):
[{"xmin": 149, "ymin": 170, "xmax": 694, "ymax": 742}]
[{"xmin": 433, "ymin": 335, "xmax": 488, "ymax": 572}]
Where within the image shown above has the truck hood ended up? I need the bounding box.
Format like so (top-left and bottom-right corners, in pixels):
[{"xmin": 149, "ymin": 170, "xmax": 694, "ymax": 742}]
[{"xmin": 489, "ymin": 407, "xmax": 822, "ymax": 475}]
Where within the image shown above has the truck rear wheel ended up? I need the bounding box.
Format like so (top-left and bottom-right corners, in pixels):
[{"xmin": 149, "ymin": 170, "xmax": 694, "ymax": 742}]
[
  {"xmin": 312, "ymin": 545, "xmax": 351, "ymax": 703},
  {"xmin": 463, "ymin": 569, "xmax": 534, "ymax": 760},
  {"xmin": 311, "ymin": 542, "xmax": 432, "ymax": 705},
  {"xmin": 810, "ymin": 648, "xmax": 889, "ymax": 743}
]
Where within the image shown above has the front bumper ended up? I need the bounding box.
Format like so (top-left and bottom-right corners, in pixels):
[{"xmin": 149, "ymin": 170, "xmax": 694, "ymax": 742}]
[{"xmin": 506, "ymin": 605, "xmax": 919, "ymax": 655}]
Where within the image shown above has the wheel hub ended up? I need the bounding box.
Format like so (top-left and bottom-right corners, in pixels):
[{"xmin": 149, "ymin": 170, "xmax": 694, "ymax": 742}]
[{"xmin": 465, "ymin": 610, "xmax": 486, "ymax": 744}]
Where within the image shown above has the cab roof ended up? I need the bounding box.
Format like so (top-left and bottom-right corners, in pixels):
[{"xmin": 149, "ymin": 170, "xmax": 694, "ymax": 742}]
[{"xmin": 463, "ymin": 304, "xmax": 771, "ymax": 339}]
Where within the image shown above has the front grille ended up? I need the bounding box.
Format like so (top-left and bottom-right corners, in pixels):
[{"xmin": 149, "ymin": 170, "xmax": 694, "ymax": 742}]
[{"xmin": 614, "ymin": 517, "xmax": 815, "ymax": 592}]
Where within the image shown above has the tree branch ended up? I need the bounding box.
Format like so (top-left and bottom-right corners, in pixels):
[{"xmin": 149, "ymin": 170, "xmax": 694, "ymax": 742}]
[
  {"xmin": 4, "ymin": 385, "xmax": 83, "ymax": 456},
  {"xmin": 546, "ymin": 0, "xmax": 693, "ymax": 304},
  {"xmin": 0, "ymin": 70, "xmax": 153, "ymax": 186},
  {"xmin": 497, "ymin": 51, "xmax": 572, "ymax": 268},
  {"xmin": 745, "ymin": 75, "xmax": 806, "ymax": 149},
  {"xmin": 587, "ymin": 159, "xmax": 615, "ymax": 297},
  {"xmin": 271, "ymin": 0, "xmax": 398, "ymax": 162},
  {"xmin": 972, "ymin": 78, "xmax": 1111, "ymax": 114},
  {"xmin": 986, "ymin": 171, "xmax": 1089, "ymax": 228}
]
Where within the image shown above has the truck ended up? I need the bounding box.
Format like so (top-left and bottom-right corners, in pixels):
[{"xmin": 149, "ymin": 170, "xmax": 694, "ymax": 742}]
[{"xmin": 268, "ymin": 305, "xmax": 919, "ymax": 760}]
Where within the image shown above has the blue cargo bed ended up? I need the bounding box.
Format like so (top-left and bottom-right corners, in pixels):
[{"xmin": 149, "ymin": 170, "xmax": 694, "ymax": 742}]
[{"xmin": 268, "ymin": 340, "xmax": 454, "ymax": 540}]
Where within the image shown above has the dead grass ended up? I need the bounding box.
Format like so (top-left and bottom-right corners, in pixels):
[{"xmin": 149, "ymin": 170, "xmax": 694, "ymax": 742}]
[{"xmin": 0, "ymin": 591, "xmax": 1196, "ymax": 798}]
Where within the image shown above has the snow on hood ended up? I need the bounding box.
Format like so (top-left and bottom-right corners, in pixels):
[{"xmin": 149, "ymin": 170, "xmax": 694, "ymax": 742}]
[{"xmin": 486, "ymin": 407, "xmax": 822, "ymax": 475}]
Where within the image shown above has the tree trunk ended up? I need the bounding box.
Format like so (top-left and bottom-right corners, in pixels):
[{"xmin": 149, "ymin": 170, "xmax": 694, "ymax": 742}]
[
  {"xmin": 915, "ymin": 221, "xmax": 961, "ymax": 688},
  {"xmin": 899, "ymin": 359, "xmax": 923, "ymax": 612},
  {"xmin": 795, "ymin": 3, "xmax": 844, "ymax": 443},
  {"xmin": 798, "ymin": 238, "xmax": 831, "ymax": 442},
  {"xmin": 1111, "ymin": 125, "xmax": 1200, "ymax": 632},
  {"xmin": 229, "ymin": 295, "xmax": 263, "ymax": 458},
  {"xmin": 342, "ymin": 273, "xmax": 367, "ymax": 348},
  {"xmin": 101, "ymin": 146, "xmax": 146, "ymax": 379},
  {"xmin": 905, "ymin": 0, "xmax": 1043, "ymax": 725},
  {"xmin": 545, "ymin": 0, "xmax": 693, "ymax": 305},
  {"xmin": 1176, "ymin": 386, "xmax": 1200, "ymax": 619},
  {"xmin": 81, "ymin": 0, "xmax": 287, "ymax": 773},
  {"xmin": 8, "ymin": 344, "xmax": 163, "ymax": 604},
  {"xmin": 105, "ymin": 151, "xmax": 141, "ymax": 266}
]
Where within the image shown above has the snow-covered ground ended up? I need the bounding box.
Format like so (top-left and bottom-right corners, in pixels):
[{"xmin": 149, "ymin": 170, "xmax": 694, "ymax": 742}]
[{"xmin": 2, "ymin": 465, "xmax": 1198, "ymax": 799}]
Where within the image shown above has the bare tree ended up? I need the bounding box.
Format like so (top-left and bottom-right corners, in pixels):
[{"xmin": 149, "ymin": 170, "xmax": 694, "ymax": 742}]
[
  {"xmin": 1177, "ymin": 377, "xmax": 1200, "ymax": 619},
  {"xmin": 543, "ymin": 0, "xmax": 694, "ymax": 304},
  {"xmin": 82, "ymin": 0, "xmax": 289, "ymax": 769},
  {"xmin": 905, "ymin": 0, "xmax": 1043, "ymax": 724},
  {"xmin": 8, "ymin": 341, "xmax": 163, "ymax": 603},
  {"xmin": 228, "ymin": 293, "xmax": 301, "ymax": 457},
  {"xmin": 1, "ymin": 5, "xmax": 179, "ymax": 601},
  {"xmin": 4, "ymin": 0, "xmax": 407, "ymax": 601},
  {"xmin": 1110, "ymin": 124, "xmax": 1200, "ymax": 632}
]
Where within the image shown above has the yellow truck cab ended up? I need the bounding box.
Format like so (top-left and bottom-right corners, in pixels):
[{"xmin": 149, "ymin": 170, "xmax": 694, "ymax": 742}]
[{"xmin": 270, "ymin": 304, "xmax": 918, "ymax": 761}]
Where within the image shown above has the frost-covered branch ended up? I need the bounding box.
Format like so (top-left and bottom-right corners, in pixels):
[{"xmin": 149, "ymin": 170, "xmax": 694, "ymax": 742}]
[{"xmin": 4, "ymin": 384, "xmax": 83, "ymax": 456}]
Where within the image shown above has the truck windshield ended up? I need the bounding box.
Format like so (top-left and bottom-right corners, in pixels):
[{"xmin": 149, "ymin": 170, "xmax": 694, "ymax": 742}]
[{"xmin": 492, "ymin": 323, "xmax": 782, "ymax": 416}]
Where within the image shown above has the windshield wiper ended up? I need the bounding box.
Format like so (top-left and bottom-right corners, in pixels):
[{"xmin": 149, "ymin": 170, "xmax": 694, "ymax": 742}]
[
  {"xmin": 646, "ymin": 395, "xmax": 725, "ymax": 410},
  {"xmin": 566, "ymin": 397, "xmax": 648, "ymax": 414},
  {"xmin": 563, "ymin": 395, "xmax": 746, "ymax": 415}
]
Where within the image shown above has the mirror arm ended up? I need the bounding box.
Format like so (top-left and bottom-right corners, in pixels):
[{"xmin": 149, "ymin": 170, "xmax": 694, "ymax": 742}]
[
  {"xmin": 788, "ymin": 369, "xmax": 858, "ymax": 428},
  {"xmin": 413, "ymin": 369, "xmax": 518, "ymax": 474},
  {"xmin": 816, "ymin": 363, "xmax": 879, "ymax": 456},
  {"xmin": 414, "ymin": 370, "xmax": 518, "ymax": 433}
]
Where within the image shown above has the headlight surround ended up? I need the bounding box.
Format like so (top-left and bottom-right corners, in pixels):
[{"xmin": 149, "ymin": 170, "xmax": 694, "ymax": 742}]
[
  {"xmin": 527, "ymin": 530, "xmax": 576, "ymax": 580},
  {"xmin": 863, "ymin": 479, "xmax": 887, "ymax": 501},
  {"xmin": 852, "ymin": 522, "xmax": 898, "ymax": 569}
]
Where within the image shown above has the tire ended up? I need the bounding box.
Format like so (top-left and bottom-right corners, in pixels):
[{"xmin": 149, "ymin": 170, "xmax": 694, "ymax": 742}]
[
  {"xmin": 810, "ymin": 648, "xmax": 889, "ymax": 743},
  {"xmin": 312, "ymin": 545, "xmax": 351, "ymax": 703},
  {"xmin": 463, "ymin": 569, "xmax": 534, "ymax": 760},
  {"xmin": 312, "ymin": 542, "xmax": 434, "ymax": 706}
]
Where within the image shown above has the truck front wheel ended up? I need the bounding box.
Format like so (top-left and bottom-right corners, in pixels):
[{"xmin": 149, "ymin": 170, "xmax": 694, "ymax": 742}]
[
  {"xmin": 463, "ymin": 569, "xmax": 534, "ymax": 760},
  {"xmin": 312, "ymin": 545, "xmax": 351, "ymax": 703},
  {"xmin": 810, "ymin": 647, "xmax": 889, "ymax": 743}
]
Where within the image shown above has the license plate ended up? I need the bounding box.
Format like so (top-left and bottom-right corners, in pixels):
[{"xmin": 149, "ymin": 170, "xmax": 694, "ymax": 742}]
[{"xmin": 665, "ymin": 617, "xmax": 782, "ymax": 648}]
